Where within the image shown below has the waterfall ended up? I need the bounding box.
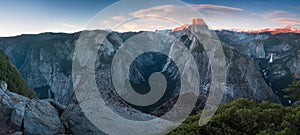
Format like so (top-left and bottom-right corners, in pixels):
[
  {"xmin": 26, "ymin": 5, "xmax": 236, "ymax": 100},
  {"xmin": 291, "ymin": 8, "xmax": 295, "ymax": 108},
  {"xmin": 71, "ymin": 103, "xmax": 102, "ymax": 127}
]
[{"xmin": 269, "ymin": 53, "xmax": 274, "ymax": 63}]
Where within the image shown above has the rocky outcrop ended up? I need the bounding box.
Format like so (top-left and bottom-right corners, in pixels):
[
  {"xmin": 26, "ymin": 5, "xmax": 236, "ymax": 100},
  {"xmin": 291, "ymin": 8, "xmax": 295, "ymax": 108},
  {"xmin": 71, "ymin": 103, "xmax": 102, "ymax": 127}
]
[
  {"xmin": 60, "ymin": 95, "xmax": 105, "ymax": 134},
  {"xmin": 0, "ymin": 88, "xmax": 14, "ymax": 123},
  {"xmin": 10, "ymin": 102, "xmax": 25, "ymax": 131},
  {"xmin": 23, "ymin": 100, "xmax": 65, "ymax": 135},
  {"xmin": 1, "ymin": 80, "xmax": 7, "ymax": 91},
  {"xmin": 0, "ymin": 81, "xmax": 67, "ymax": 135}
]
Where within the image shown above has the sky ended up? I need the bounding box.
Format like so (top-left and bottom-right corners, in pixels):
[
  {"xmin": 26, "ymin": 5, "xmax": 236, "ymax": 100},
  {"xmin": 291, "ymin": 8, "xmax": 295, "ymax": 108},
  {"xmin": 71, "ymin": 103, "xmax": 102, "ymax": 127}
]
[{"xmin": 0, "ymin": 0, "xmax": 300, "ymax": 37}]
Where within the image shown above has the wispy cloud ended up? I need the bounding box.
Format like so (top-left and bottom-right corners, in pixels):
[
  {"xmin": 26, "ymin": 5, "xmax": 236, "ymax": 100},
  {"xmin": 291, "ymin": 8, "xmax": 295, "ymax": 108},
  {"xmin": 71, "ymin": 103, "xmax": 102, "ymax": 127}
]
[
  {"xmin": 60, "ymin": 23, "xmax": 82, "ymax": 30},
  {"xmin": 128, "ymin": 4, "xmax": 243, "ymax": 19},
  {"xmin": 191, "ymin": 4, "xmax": 243, "ymax": 12},
  {"xmin": 99, "ymin": 4, "xmax": 264, "ymax": 32},
  {"xmin": 129, "ymin": 5, "xmax": 195, "ymax": 19},
  {"xmin": 263, "ymin": 10, "xmax": 295, "ymax": 18},
  {"xmin": 271, "ymin": 18, "xmax": 300, "ymax": 26},
  {"xmin": 294, "ymin": 5, "xmax": 300, "ymax": 10},
  {"xmin": 113, "ymin": 20, "xmax": 166, "ymax": 32},
  {"xmin": 101, "ymin": 5, "xmax": 200, "ymax": 32},
  {"xmin": 128, "ymin": 4, "xmax": 244, "ymax": 24},
  {"xmin": 111, "ymin": 16, "xmax": 126, "ymax": 21},
  {"xmin": 100, "ymin": 15, "xmax": 128, "ymax": 30},
  {"xmin": 262, "ymin": 10, "xmax": 300, "ymax": 26}
]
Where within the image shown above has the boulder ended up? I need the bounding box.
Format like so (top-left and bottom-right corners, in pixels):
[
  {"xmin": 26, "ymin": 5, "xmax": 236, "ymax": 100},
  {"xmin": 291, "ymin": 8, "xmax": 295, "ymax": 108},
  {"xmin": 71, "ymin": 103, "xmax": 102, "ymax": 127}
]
[
  {"xmin": 45, "ymin": 99, "xmax": 66, "ymax": 115},
  {"xmin": 11, "ymin": 131, "xmax": 23, "ymax": 135},
  {"xmin": 23, "ymin": 100, "xmax": 65, "ymax": 135},
  {"xmin": 60, "ymin": 97, "xmax": 105, "ymax": 134},
  {"xmin": 7, "ymin": 91, "xmax": 30, "ymax": 104},
  {"xmin": 0, "ymin": 88, "xmax": 14, "ymax": 122},
  {"xmin": 1, "ymin": 80, "xmax": 8, "ymax": 91},
  {"xmin": 10, "ymin": 102, "xmax": 25, "ymax": 131}
]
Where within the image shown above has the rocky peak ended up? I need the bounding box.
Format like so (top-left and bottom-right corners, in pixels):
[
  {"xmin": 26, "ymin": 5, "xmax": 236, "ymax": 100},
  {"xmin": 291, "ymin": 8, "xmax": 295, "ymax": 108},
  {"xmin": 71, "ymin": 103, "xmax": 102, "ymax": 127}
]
[
  {"xmin": 172, "ymin": 18, "xmax": 208, "ymax": 32},
  {"xmin": 192, "ymin": 18, "xmax": 206, "ymax": 25},
  {"xmin": 172, "ymin": 24, "xmax": 189, "ymax": 32},
  {"xmin": 172, "ymin": 18, "xmax": 211, "ymax": 36}
]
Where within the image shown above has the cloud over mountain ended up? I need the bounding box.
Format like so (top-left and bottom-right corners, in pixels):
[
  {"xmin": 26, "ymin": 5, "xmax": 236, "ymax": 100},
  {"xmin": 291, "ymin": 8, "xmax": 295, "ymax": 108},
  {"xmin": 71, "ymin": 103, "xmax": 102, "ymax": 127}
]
[{"xmin": 191, "ymin": 4, "xmax": 243, "ymax": 12}]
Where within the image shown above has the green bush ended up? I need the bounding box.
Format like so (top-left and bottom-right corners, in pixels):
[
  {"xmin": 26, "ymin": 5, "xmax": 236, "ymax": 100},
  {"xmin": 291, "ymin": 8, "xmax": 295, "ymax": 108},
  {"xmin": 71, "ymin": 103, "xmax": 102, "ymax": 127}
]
[
  {"xmin": 0, "ymin": 50, "xmax": 36, "ymax": 98},
  {"xmin": 170, "ymin": 98, "xmax": 300, "ymax": 135},
  {"xmin": 283, "ymin": 80, "xmax": 300, "ymax": 103}
]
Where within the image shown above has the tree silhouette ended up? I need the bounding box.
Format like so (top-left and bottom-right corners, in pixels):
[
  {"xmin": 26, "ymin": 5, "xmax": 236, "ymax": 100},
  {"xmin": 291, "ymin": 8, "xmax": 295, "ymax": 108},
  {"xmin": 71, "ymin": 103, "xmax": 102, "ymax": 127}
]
[{"xmin": 283, "ymin": 80, "xmax": 300, "ymax": 103}]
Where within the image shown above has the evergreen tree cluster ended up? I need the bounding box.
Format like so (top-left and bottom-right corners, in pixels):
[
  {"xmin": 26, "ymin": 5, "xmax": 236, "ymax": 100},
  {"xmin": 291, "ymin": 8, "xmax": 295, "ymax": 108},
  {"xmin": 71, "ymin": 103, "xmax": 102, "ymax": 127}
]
[
  {"xmin": 170, "ymin": 98, "xmax": 300, "ymax": 135},
  {"xmin": 0, "ymin": 50, "xmax": 35, "ymax": 98},
  {"xmin": 283, "ymin": 80, "xmax": 300, "ymax": 104}
]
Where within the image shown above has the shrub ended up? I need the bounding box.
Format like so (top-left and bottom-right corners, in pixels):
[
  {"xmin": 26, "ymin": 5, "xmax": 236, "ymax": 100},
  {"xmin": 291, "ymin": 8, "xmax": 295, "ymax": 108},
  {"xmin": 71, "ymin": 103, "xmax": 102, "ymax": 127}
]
[
  {"xmin": 170, "ymin": 98, "xmax": 300, "ymax": 135},
  {"xmin": 283, "ymin": 80, "xmax": 300, "ymax": 103}
]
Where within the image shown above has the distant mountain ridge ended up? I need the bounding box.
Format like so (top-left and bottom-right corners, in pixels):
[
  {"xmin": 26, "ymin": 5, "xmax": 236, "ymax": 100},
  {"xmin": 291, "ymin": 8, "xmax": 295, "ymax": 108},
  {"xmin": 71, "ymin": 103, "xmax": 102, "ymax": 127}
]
[
  {"xmin": 173, "ymin": 22, "xmax": 300, "ymax": 35},
  {"xmin": 245, "ymin": 25, "xmax": 300, "ymax": 35}
]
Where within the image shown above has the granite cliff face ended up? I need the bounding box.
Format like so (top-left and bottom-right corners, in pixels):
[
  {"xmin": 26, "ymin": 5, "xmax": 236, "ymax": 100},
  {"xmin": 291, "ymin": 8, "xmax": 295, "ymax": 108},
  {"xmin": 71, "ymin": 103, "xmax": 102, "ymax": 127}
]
[
  {"xmin": 216, "ymin": 30, "xmax": 300, "ymax": 104},
  {"xmin": 0, "ymin": 28, "xmax": 282, "ymax": 106},
  {"xmin": 170, "ymin": 25, "xmax": 279, "ymax": 104},
  {"xmin": 0, "ymin": 33, "xmax": 79, "ymax": 104}
]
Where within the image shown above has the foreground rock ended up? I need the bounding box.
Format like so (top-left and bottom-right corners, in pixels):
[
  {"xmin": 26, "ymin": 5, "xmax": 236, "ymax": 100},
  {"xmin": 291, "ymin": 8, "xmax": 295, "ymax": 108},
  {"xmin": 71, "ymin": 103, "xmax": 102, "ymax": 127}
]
[
  {"xmin": 0, "ymin": 81, "xmax": 66, "ymax": 134},
  {"xmin": 60, "ymin": 96, "xmax": 105, "ymax": 134},
  {"xmin": 23, "ymin": 100, "xmax": 65, "ymax": 134},
  {"xmin": 0, "ymin": 88, "xmax": 14, "ymax": 123},
  {"xmin": 10, "ymin": 102, "xmax": 25, "ymax": 131}
]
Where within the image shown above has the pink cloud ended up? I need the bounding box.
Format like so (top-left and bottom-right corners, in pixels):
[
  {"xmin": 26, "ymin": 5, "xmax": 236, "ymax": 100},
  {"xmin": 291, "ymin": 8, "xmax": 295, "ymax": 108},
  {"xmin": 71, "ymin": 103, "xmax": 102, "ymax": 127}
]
[
  {"xmin": 263, "ymin": 10, "xmax": 295, "ymax": 18},
  {"xmin": 271, "ymin": 18, "xmax": 300, "ymax": 26},
  {"xmin": 130, "ymin": 5, "xmax": 193, "ymax": 18},
  {"xmin": 111, "ymin": 16, "xmax": 126, "ymax": 21},
  {"xmin": 191, "ymin": 4, "xmax": 243, "ymax": 12}
]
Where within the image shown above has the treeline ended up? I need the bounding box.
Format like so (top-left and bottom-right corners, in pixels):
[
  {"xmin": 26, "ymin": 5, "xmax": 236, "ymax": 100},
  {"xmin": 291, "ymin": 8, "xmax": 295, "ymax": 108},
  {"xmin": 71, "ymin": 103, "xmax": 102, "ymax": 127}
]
[
  {"xmin": 0, "ymin": 50, "xmax": 35, "ymax": 98},
  {"xmin": 170, "ymin": 98, "xmax": 300, "ymax": 135}
]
